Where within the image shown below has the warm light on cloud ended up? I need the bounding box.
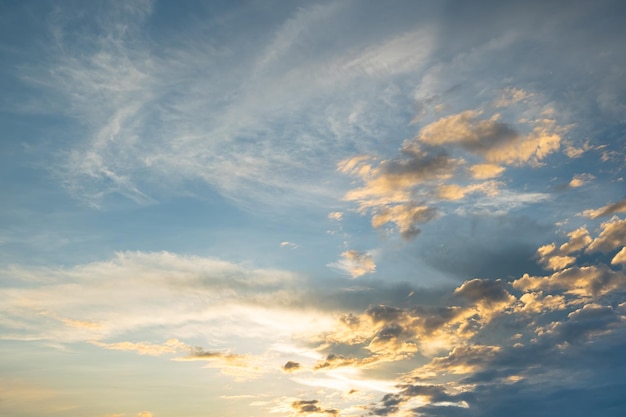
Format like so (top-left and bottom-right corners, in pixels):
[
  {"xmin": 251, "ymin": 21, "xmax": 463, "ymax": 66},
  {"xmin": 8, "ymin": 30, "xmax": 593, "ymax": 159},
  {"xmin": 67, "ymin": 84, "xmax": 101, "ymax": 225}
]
[
  {"xmin": 91, "ymin": 339, "xmax": 186, "ymax": 356},
  {"xmin": 568, "ymin": 173, "xmax": 595, "ymax": 188},
  {"xmin": 2, "ymin": 1, "xmax": 626, "ymax": 416},
  {"xmin": 584, "ymin": 198, "xmax": 626, "ymax": 219},
  {"xmin": 494, "ymin": 87, "xmax": 531, "ymax": 107},
  {"xmin": 330, "ymin": 250, "xmax": 376, "ymax": 278},
  {"xmin": 586, "ymin": 217, "xmax": 626, "ymax": 253},
  {"xmin": 469, "ymin": 163, "xmax": 505, "ymax": 179},
  {"xmin": 371, "ymin": 203, "xmax": 437, "ymax": 239},
  {"xmin": 612, "ymin": 247, "xmax": 626, "ymax": 265},
  {"xmin": 328, "ymin": 212, "xmax": 343, "ymax": 221}
]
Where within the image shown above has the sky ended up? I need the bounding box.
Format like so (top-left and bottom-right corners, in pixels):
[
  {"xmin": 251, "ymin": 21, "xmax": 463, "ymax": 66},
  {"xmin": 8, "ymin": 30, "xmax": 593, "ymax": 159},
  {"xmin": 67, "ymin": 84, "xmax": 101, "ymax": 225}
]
[{"xmin": 1, "ymin": 0, "xmax": 626, "ymax": 416}]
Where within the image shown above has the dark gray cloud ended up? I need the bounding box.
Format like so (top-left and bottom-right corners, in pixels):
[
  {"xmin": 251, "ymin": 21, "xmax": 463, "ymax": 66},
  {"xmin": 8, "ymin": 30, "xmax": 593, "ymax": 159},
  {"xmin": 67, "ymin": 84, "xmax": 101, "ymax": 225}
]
[
  {"xmin": 454, "ymin": 279, "xmax": 512, "ymax": 305},
  {"xmin": 282, "ymin": 360, "xmax": 301, "ymax": 373},
  {"xmin": 291, "ymin": 399, "xmax": 339, "ymax": 416}
]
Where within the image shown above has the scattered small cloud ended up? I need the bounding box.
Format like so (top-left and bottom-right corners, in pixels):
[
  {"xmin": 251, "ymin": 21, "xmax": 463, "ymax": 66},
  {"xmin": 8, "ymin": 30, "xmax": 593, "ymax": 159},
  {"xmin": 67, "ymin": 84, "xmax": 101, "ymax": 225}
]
[
  {"xmin": 328, "ymin": 212, "xmax": 343, "ymax": 221},
  {"xmin": 329, "ymin": 250, "xmax": 376, "ymax": 278},
  {"xmin": 282, "ymin": 361, "xmax": 301, "ymax": 373},
  {"xmin": 568, "ymin": 173, "xmax": 595, "ymax": 188},
  {"xmin": 494, "ymin": 87, "xmax": 532, "ymax": 107}
]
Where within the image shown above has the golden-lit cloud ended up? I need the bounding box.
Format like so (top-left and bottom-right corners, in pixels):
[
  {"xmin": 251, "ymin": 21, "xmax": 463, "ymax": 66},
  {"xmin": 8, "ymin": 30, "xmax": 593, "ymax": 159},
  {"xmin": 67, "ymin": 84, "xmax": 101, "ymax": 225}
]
[
  {"xmin": 91, "ymin": 339, "xmax": 186, "ymax": 356},
  {"xmin": 469, "ymin": 163, "xmax": 505, "ymax": 179},
  {"xmin": 328, "ymin": 212, "xmax": 343, "ymax": 221},
  {"xmin": 290, "ymin": 399, "xmax": 339, "ymax": 416},
  {"xmin": 513, "ymin": 265, "xmax": 626, "ymax": 298},
  {"xmin": 371, "ymin": 203, "xmax": 437, "ymax": 239},
  {"xmin": 586, "ymin": 217, "xmax": 626, "ymax": 253},
  {"xmin": 330, "ymin": 250, "xmax": 376, "ymax": 278},
  {"xmin": 568, "ymin": 173, "xmax": 595, "ymax": 188},
  {"xmin": 437, "ymin": 180, "xmax": 501, "ymax": 201},
  {"xmin": 612, "ymin": 247, "xmax": 626, "ymax": 265},
  {"xmin": 583, "ymin": 198, "xmax": 626, "ymax": 218},
  {"xmin": 417, "ymin": 344, "xmax": 501, "ymax": 376},
  {"xmin": 515, "ymin": 291, "xmax": 568, "ymax": 314},
  {"xmin": 536, "ymin": 226, "xmax": 591, "ymax": 271},
  {"xmin": 416, "ymin": 111, "xmax": 563, "ymax": 166},
  {"xmin": 338, "ymin": 100, "xmax": 568, "ymax": 242}
]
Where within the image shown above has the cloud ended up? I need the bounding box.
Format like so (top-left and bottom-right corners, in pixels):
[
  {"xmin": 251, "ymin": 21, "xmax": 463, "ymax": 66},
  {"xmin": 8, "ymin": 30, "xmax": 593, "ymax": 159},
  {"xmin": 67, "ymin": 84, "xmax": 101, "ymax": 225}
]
[
  {"xmin": 337, "ymin": 148, "xmax": 455, "ymax": 239},
  {"xmin": 568, "ymin": 173, "xmax": 595, "ymax": 188},
  {"xmin": 417, "ymin": 111, "xmax": 563, "ymax": 166},
  {"xmin": 91, "ymin": 338, "xmax": 186, "ymax": 356},
  {"xmin": 583, "ymin": 198, "xmax": 626, "ymax": 218},
  {"xmin": 586, "ymin": 217, "xmax": 626, "ymax": 253},
  {"xmin": 0, "ymin": 251, "xmax": 339, "ymax": 352},
  {"xmin": 611, "ymin": 247, "xmax": 626, "ymax": 265},
  {"xmin": 328, "ymin": 212, "xmax": 343, "ymax": 221},
  {"xmin": 137, "ymin": 412, "xmax": 152, "ymax": 417},
  {"xmin": 494, "ymin": 87, "xmax": 532, "ymax": 107},
  {"xmin": 513, "ymin": 264, "xmax": 626, "ymax": 298},
  {"xmin": 535, "ymin": 226, "xmax": 592, "ymax": 271},
  {"xmin": 294, "ymin": 214, "xmax": 626, "ymax": 415},
  {"xmin": 291, "ymin": 400, "xmax": 339, "ymax": 416},
  {"xmin": 329, "ymin": 250, "xmax": 376, "ymax": 278},
  {"xmin": 468, "ymin": 163, "xmax": 505, "ymax": 179},
  {"xmin": 282, "ymin": 361, "xmax": 301, "ymax": 373},
  {"xmin": 371, "ymin": 203, "xmax": 437, "ymax": 239}
]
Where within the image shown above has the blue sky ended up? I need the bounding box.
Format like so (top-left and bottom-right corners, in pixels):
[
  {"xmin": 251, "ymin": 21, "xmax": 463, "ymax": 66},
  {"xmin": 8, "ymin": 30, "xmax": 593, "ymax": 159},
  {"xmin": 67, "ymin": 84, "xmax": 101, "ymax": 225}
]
[{"xmin": 1, "ymin": 1, "xmax": 626, "ymax": 416}]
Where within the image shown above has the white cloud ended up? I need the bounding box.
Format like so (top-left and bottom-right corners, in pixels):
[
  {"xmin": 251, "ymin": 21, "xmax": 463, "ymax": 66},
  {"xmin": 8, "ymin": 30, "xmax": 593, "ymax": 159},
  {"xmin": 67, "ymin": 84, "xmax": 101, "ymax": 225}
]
[{"xmin": 0, "ymin": 252, "xmax": 335, "ymax": 346}]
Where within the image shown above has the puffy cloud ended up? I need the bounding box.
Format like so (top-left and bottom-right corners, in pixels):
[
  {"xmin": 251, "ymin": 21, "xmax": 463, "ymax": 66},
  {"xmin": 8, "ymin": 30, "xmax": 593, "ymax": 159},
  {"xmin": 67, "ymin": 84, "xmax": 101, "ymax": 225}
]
[
  {"xmin": 329, "ymin": 250, "xmax": 376, "ymax": 278},
  {"xmin": 419, "ymin": 344, "xmax": 501, "ymax": 376},
  {"xmin": 515, "ymin": 292, "xmax": 567, "ymax": 314},
  {"xmin": 558, "ymin": 227, "xmax": 592, "ymax": 254},
  {"xmin": 513, "ymin": 265, "xmax": 626, "ymax": 298},
  {"xmin": 371, "ymin": 203, "xmax": 437, "ymax": 239},
  {"xmin": 583, "ymin": 198, "xmax": 626, "ymax": 219},
  {"xmin": 586, "ymin": 217, "xmax": 626, "ymax": 253},
  {"xmin": 339, "ymin": 101, "xmax": 566, "ymax": 241},
  {"xmin": 416, "ymin": 111, "xmax": 563, "ymax": 166},
  {"xmin": 568, "ymin": 173, "xmax": 595, "ymax": 188},
  {"xmin": 536, "ymin": 226, "xmax": 592, "ymax": 271},
  {"xmin": 611, "ymin": 247, "xmax": 626, "ymax": 265},
  {"xmin": 541, "ymin": 304, "xmax": 623, "ymax": 345},
  {"xmin": 418, "ymin": 110, "xmax": 518, "ymax": 152},
  {"xmin": 454, "ymin": 279, "xmax": 515, "ymax": 309},
  {"xmin": 482, "ymin": 119, "xmax": 562, "ymax": 166},
  {"xmin": 468, "ymin": 163, "xmax": 505, "ymax": 179},
  {"xmin": 340, "ymin": 150, "xmax": 457, "ymax": 208}
]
